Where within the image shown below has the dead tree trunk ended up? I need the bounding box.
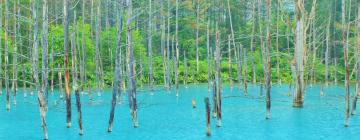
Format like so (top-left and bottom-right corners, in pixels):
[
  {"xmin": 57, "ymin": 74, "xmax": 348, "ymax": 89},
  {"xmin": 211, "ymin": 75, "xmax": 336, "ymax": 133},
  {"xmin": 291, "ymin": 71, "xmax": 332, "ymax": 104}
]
[
  {"xmin": 4, "ymin": 0, "xmax": 10, "ymax": 111},
  {"xmin": 325, "ymin": 14, "xmax": 331, "ymax": 87},
  {"xmin": 166, "ymin": 0, "xmax": 172, "ymax": 90},
  {"xmin": 275, "ymin": 0, "xmax": 280, "ymax": 85},
  {"xmin": 63, "ymin": 0, "xmax": 72, "ymax": 128},
  {"xmin": 175, "ymin": 0, "xmax": 179, "ymax": 96},
  {"xmin": 214, "ymin": 25, "xmax": 222, "ymax": 127},
  {"xmin": 207, "ymin": 21, "xmax": 212, "ymax": 92},
  {"xmin": 293, "ymin": 0, "xmax": 306, "ymax": 108},
  {"xmin": 32, "ymin": 0, "xmax": 48, "ymax": 138},
  {"xmin": 12, "ymin": 0, "xmax": 18, "ymax": 105},
  {"xmin": 42, "ymin": 0, "xmax": 49, "ymax": 110},
  {"xmin": 244, "ymin": 49, "xmax": 248, "ymax": 95},
  {"xmin": 71, "ymin": 11, "xmax": 83, "ymax": 135},
  {"xmin": 95, "ymin": 1, "xmax": 104, "ymax": 96},
  {"xmin": 250, "ymin": 1, "xmax": 257, "ymax": 84},
  {"xmin": 342, "ymin": 0, "xmax": 350, "ymax": 127},
  {"xmin": 108, "ymin": 1, "xmax": 123, "ymax": 132},
  {"xmin": 196, "ymin": 0, "xmax": 200, "ymax": 73},
  {"xmin": 265, "ymin": 0, "xmax": 272, "ymax": 119},
  {"xmin": 204, "ymin": 97, "xmax": 211, "ymax": 136},
  {"xmin": 80, "ymin": 0, "xmax": 87, "ymax": 91},
  {"xmin": 228, "ymin": 35, "xmax": 233, "ymax": 88},
  {"xmin": 184, "ymin": 51, "xmax": 188, "ymax": 87},
  {"xmin": 58, "ymin": 64, "xmax": 64, "ymax": 98},
  {"xmin": 126, "ymin": 0, "xmax": 138, "ymax": 128},
  {"xmin": 0, "ymin": 0, "xmax": 3, "ymax": 96},
  {"xmin": 351, "ymin": 3, "xmax": 360, "ymax": 115},
  {"xmin": 148, "ymin": 0, "xmax": 154, "ymax": 91}
]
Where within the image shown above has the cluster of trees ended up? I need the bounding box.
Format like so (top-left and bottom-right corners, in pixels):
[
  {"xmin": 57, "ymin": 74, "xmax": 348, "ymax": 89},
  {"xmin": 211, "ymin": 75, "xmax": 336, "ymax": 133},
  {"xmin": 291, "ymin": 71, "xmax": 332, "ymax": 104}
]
[{"xmin": 1, "ymin": 0, "xmax": 360, "ymax": 139}]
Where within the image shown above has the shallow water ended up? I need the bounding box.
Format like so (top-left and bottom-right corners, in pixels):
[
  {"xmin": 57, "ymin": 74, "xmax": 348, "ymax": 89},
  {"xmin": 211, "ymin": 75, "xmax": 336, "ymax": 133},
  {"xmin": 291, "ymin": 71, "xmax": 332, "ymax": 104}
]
[{"xmin": 1, "ymin": 84, "xmax": 360, "ymax": 140}]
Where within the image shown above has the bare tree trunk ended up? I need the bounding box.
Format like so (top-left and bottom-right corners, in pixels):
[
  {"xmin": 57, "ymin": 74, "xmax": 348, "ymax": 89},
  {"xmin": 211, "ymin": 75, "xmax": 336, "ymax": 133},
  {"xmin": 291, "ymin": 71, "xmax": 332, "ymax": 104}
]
[
  {"xmin": 108, "ymin": 1, "xmax": 123, "ymax": 131},
  {"xmin": 95, "ymin": 1, "xmax": 104, "ymax": 96},
  {"xmin": 12, "ymin": 0, "xmax": 18, "ymax": 105},
  {"xmin": 228, "ymin": 35, "xmax": 233, "ymax": 88},
  {"xmin": 175, "ymin": 0, "xmax": 179, "ymax": 96},
  {"xmin": 265, "ymin": 0, "xmax": 272, "ymax": 119},
  {"xmin": 342, "ymin": 0, "xmax": 350, "ymax": 127},
  {"xmin": 204, "ymin": 97, "xmax": 211, "ymax": 136},
  {"xmin": 207, "ymin": 21, "xmax": 212, "ymax": 92},
  {"xmin": 293, "ymin": 0, "xmax": 305, "ymax": 108},
  {"xmin": 4, "ymin": 0, "xmax": 10, "ymax": 111},
  {"xmin": 184, "ymin": 51, "xmax": 188, "ymax": 88},
  {"xmin": 215, "ymin": 25, "xmax": 222, "ymax": 127},
  {"xmin": 166, "ymin": 0, "xmax": 171, "ymax": 90},
  {"xmin": 161, "ymin": 1, "xmax": 167, "ymax": 89},
  {"xmin": 243, "ymin": 49, "xmax": 248, "ymax": 95},
  {"xmin": 351, "ymin": 3, "xmax": 360, "ymax": 115},
  {"xmin": 148, "ymin": 0, "xmax": 154, "ymax": 91},
  {"xmin": 325, "ymin": 14, "xmax": 331, "ymax": 87},
  {"xmin": 32, "ymin": 0, "xmax": 48, "ymax": 138},
  {"xmin": 80, "ymin": 0, "xmax": 87, "ymax": 92},
  {"xmin": 42, "ymin": 0, "xmax": 49, "ymax": 110},
  {"xmin": 58, "ymin": 64, "xmax": 64, "ymax": 99},
  {"xmin": 71, "ymin": 10, "xmax": 83, "ymax": 135},
  {"xmin": 51, "ymin": 39, "xmax": 55, "ymax": 93},
  {"xmin": 250, "ymin": 1, "xmax": 257, "ymax": 84},
  {"xmin": 126, "ymin": 0, "xmax": 138, "ymax": 128},
  {"xmin": 275, "ymin": 0, "xmax": 280, "ymax": 85},
  {"xmin": 196, "ymin": 0, "xmax": 200, "ymax": 73},
  {"xmin": 63, "ymin": 0, "xmax": 72, "ymax": 128}
]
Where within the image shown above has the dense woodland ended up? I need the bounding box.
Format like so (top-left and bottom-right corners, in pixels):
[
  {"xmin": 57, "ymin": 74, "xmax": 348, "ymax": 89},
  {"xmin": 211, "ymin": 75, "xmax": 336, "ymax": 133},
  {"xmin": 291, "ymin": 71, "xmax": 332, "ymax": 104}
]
[{"xmin": 1, "ymin": 0, "xmax": 360, "ymax": 139}]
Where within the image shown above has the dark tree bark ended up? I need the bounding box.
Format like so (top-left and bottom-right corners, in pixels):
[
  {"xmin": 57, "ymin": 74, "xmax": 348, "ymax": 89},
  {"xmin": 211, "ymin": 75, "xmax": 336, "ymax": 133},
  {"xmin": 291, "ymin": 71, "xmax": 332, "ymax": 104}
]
[
  {"xmin": 126, "ymin": 0, "xmax": 138, "ymax": 128},
  {"xmin": 71, "ymin": 10, "xmax": 83, "ymax": 135},
  {"xmin": 265, "ymin": 0, "xmax": 272, "ymax": 119},
  {"xmin": 63, "ymin": 0, "xmax": 72, "ymax": 128},
  {"xmin": 108, "ymin": 0, "xmax": 123, "ymax": 132},
  {"xmin": 204, "ymin": 97, "xmax": 211, "ymax": 136},
  {"xmin": 214, "ymin": 25, "xmax": 222, "ymax": 127}
]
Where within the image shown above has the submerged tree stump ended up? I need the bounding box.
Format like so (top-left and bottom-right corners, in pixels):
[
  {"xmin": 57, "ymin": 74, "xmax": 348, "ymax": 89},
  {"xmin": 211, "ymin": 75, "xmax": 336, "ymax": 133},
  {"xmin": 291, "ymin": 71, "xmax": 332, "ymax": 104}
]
[{"xmin": 204, "ymin": 97, "xmax": 211, "ymax": 136}]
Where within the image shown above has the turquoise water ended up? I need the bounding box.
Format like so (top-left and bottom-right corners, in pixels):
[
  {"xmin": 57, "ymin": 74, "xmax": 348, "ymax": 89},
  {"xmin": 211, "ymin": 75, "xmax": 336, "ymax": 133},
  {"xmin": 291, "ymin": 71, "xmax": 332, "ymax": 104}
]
[{"xmin": 1, "ymin": 84, "xmax": 360, "ymax": 140}]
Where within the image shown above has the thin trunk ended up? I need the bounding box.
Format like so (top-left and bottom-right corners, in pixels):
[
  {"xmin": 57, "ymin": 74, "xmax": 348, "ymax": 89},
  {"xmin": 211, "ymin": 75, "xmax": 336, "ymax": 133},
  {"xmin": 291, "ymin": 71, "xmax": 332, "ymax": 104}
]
[
  {"xmin": 184, "ymin": 51, "xmax": 188, "ymax": 87},
  {"xmin": 148, "ymin": 0, "xmax": 154, "ymax": 91},
  {"xmin": 342, "ymin": 0, "xmax": 350, "ymax": 127},
  {"xmin": 244, "ymin": 49, "xmax": 248, "ymax": 95},
  {"xmin": 250, "ymin": 1, "xmax": 257, "ymax": 84},
  {"xmin": 196, "ymin": 0, "xmax": 200, "ymax": 73},
  {"xmin": 95, "ymin": 1, "xmax": 103, "ymax": 96},
  {"xmin": 81, "ymin": 0, "xmax": 86, "ymax": 91},
  {"xmin": 175, "ymin": 0, "xmax": 179, "ymax": 96},
  {"xmin": 12, "ymin": 0, "xmax": 17, "ymax": 105},
  {"xmin": 63, "ymin": 0, "xmax": 72, "ymax": 128},
  {"xmin": 351, "ymin": 3, "xmax": 360, "ymax": 115},
  {"xmin": 161, "ymin": 1, "xmax": 167, "ymax": 89},
  {"xmin": 126, "ymin": 0, "xmax": 138, "ymax": 128},
  {"xmin": 58, "ymin": 64, "xmax": 64, "ymax": 99},
  {"xmin": 42, "ymin": 0, "xmax": 49, "ymax": 110},
  {"xmin": 51, "ymin": 38, "xmax": 55, "ymax": 93},
  {"xmin": 265, "ymin": 0, "xmax": 272, "ymax": 119},
  {"xmin": 325, "ymin": 14, "xmax": 331, "ymax": 87},
  {"xmin": 71, "ymin": 10, "xmax": 83, "ymax": 135},
  {"xmin": 108, "ymin": 1, "xmax": 123, "ymax": 131},
  {"xmin": 228, "ymin": 35, "xmax": 233, "ymax": 88},
  {"xmin": 166, "ymin": 0, "xmax": 171, "ymax": 90},
  {"xmin": 4, "ymin": 0, "xmax": 10, "ymax": 111},
  {"xmin": 207, "ymin": 21, "xmax": 211, "ymax": 92},
  {"xmin": 204, "ymin": 97, "xmax": 211, "ymax": 136},
  {"xmin": 215, "ymin": 24, "xmax": 222, "ymax": 127},
  {"xmin": 276, "ymin": 0, "xmax": 280, "ymax": 85},
  {"xmin": 32, "ymin": 0, "xmax": 48, "ymax": 138}
]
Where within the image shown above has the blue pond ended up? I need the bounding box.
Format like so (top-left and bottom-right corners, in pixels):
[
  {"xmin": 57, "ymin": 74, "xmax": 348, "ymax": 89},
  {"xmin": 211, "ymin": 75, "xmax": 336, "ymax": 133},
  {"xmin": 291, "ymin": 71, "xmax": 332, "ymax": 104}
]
[{"xmin": 1, "ymin": 84, "xmax": 360, "ymax": 140}]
